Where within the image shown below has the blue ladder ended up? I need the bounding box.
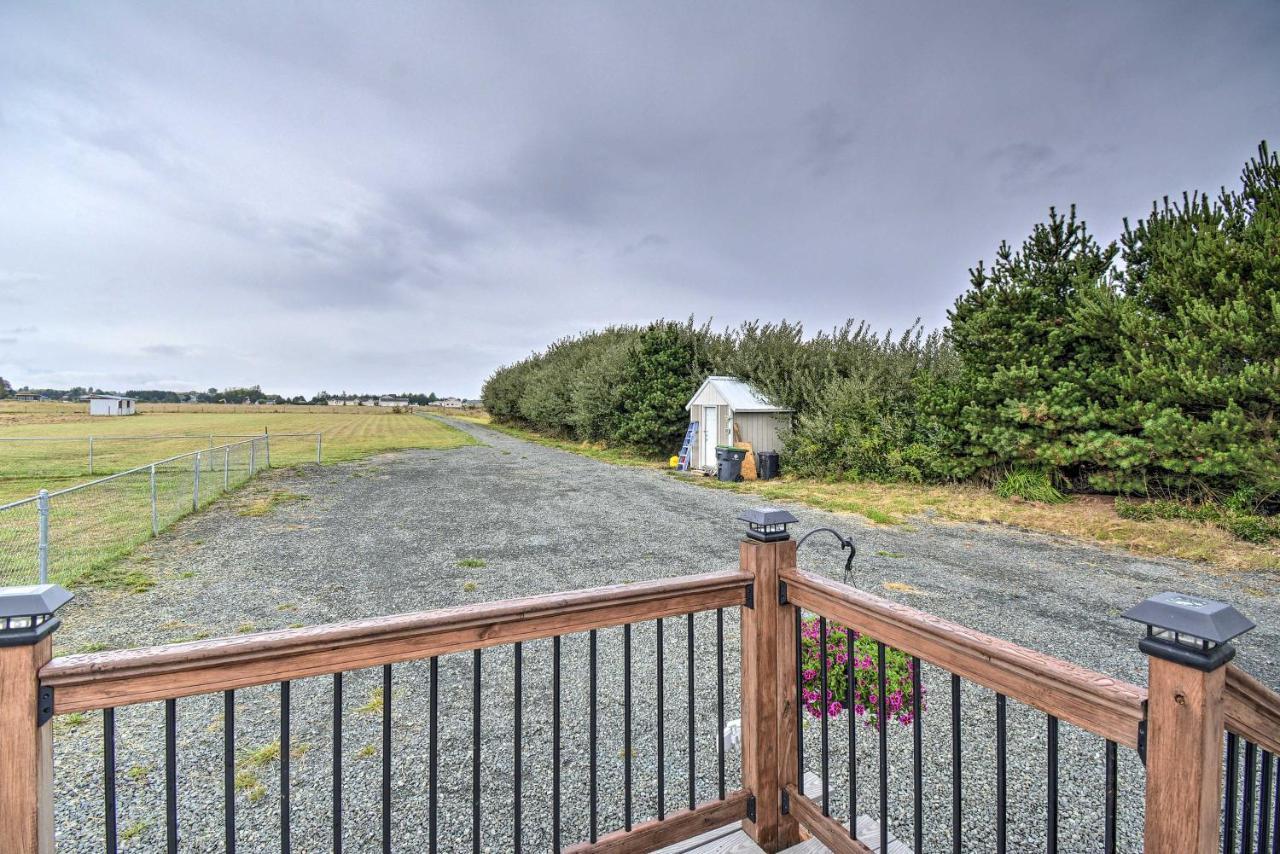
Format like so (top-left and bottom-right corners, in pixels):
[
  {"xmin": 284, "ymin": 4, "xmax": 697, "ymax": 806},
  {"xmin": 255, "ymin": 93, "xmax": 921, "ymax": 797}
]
[{"xmin": 677, "ymin": 421, "xmax": 698, "ymax": 470}]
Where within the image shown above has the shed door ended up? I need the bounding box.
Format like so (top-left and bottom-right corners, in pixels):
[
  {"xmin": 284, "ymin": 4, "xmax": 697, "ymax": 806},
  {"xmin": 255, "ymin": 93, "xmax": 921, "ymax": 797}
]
[{"xmin": 702, "ymin": 405, "xmax": 719, "ymax": 469}]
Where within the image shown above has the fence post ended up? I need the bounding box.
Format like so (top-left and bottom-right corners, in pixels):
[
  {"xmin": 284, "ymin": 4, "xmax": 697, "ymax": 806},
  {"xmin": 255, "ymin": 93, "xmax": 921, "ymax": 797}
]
[
  {"xmin": 264, "ymin": 430, "xmax": 270, "ymax": 468},
  {"xmin": 738, "ymin": 510, "xmax": 802, "ymax": 852},
  {"xmin": 224, "ymin": 447, "xmax": 230, "ymax": 490},
  {"xmin": 1127, "ymin": 593, "xmax": 1257, "ymax": 853},
  {"xmin": 249, "ymin": 441, "xmax": 256, "ymax": 477},
  {"xmin": 149, "ymin": 464, "xmax": 158, "ymax": 536},
  {"xmin": 36, "ymin": 491, "xmax": 49, "ymax": 586},
  {"xmin": 316, "ymin": 432, "xmax": 322, "ymax": 464},
  {"xmin": 0, "ymin": 584, "xmax": 72, "ymax": 854},
  {"xmin": 87, "ymin": 436, "xmax": 94, "ymax": 475},
  {"xmin": 192, "ymin": 452, "xmax": 201, "ymax": 511}
]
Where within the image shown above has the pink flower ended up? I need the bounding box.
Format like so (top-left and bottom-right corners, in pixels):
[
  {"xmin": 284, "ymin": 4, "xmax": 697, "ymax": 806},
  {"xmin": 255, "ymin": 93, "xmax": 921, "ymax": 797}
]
[
  {"xmin": 803, "ymin": 669, "xmax": 816, "ymax": 681},
  {"xmin": 827, "ymin": 701, "xmax": 843, "ymax": 717}
]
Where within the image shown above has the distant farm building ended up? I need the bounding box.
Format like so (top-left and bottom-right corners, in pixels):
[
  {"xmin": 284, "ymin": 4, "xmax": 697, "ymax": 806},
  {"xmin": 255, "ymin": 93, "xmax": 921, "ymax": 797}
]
[
  {"xmin": 685, "ymin": 376, "xmax": 791, "ymax": 470},
  {"xmin": 12, "ymin": 392, "xmax": 41, "ymax": 402},
  {"xmin": 86, "ymin": 395, "xmax": 137, "ymax": 416},
  {"xmin": 378, "ymin": 397, "xmax": 410, "ymax": 407},
  {"xmin": 431, "ymin": 397, "xmax": 465, "ymax": 408}
]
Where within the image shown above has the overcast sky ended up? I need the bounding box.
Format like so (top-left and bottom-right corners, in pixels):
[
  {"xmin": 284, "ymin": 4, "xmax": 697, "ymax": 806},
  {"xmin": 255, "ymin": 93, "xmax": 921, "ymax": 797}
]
[{"xmin": 1, "ymin": 3, "xmax": 1277, "ymax": 398}]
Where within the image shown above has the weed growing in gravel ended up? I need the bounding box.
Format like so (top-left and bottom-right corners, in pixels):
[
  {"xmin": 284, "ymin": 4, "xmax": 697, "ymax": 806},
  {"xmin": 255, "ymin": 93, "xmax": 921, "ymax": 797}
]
[
  {"xmin": 234, "ymin": 769, "xmax": 265, "ymax": 801},
  {"xmin": 276, "ymin": 603, "xmax": 297, "ymax": 612},
  {"xmin": 55, "ymin": 712, "xmax": 89, "ymax": 731},
  {"xmin": 238, "ymin": 490, "xmax": 309, "ymax": 517},
  {"xmin": 995, "ymin": 466, "xmax": 1066, "ymax": 503},
  {"xmin": 122, "ymin": 821, "xmax": 151, "ymax": 841},
  {"xmin": 457, "ymin": 557, "xmax": 487, "ymax": 568},
  {"xmin": 875, "ymin": 550, "xmax": 905, "ymax": 558},
  {"xmin": 78, "ymin": 562, "xmax": 155, "ymax": 594},
  {"xmin": 77, "ymin": 641, "xmax": 112, "ymax": 653},
  {"xmin": 241, "ymin": 741, "xmax": 280, "ymax": 767},
  {"xmin": 237, "ymin": 622, "xmax": 256, "ymax": 634},
  {"xmin": 291, "ymin": 742, "xmax": 313, "ymax": 759},
  {"xmin": 462, "ymin": 580, "xmax": 478, "ymax": 592},
  {"xmin": 358, "ymin": 688, "xmax": 383, "ymax": 715},
  {"xmin": 125, "ymin": 764, "xmax": 152, "ymax": 781},
  {"xmin": 357, "ymin": 745, "xmax": 376, "ymax": 759}
]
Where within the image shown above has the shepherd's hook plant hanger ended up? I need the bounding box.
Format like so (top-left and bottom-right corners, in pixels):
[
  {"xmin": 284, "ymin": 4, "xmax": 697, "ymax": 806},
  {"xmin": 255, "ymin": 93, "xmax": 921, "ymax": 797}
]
[{"xmin": 796, "ymin": 526, "xmax": 857, "ymax": 584}]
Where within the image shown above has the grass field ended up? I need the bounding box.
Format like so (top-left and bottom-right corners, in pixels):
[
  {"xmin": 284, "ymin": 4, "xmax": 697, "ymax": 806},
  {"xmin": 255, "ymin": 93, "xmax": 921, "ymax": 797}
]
[
  {"xmin": 0, "ymin": 402, "xmax": 476, "ymax": 588},
  {"xmin": 0, "ymin": 402, "xmax": 474, "ymax": 503}
]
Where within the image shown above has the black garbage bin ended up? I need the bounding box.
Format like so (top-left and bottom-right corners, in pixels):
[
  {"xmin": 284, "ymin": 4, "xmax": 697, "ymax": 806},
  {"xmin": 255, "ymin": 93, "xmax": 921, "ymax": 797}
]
[
  {"xmin": 715, "ymin": 446, "xmax": 747, "ymax": 482},
  {"xmin": 757, "ymin": 450, "xmax": 780, "ymax": 481}
]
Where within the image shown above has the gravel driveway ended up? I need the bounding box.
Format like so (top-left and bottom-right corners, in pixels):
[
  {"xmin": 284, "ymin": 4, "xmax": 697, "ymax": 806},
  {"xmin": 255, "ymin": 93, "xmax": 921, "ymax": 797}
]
[{"xmin": 49, "ymin": 418, "xmax": 1280, "ymax": 853}]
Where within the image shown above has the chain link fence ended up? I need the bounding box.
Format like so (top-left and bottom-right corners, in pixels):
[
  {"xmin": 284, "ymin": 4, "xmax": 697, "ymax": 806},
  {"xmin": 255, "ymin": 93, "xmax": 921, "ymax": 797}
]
[{"xmin": 0, "ymin": 436, "xmax": 286, "ymax": 587}]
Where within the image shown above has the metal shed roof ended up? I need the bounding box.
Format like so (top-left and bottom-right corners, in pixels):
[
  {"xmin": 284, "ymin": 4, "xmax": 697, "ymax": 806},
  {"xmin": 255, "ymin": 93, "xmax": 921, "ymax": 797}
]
[{"xmin": 686, "ymin": 376, "xmax": 792, "ymax": 413}]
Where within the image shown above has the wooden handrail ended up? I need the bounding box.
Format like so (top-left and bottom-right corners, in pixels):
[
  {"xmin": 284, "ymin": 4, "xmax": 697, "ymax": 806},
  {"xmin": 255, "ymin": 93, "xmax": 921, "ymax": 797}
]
[
  {"xmin": 781, "ymin": 568, "xmax": 1148, "ymax": 749},
  {"xmin": 41, "ymin": 570, "xmax": 751, "ymax": 714},
  {"xmin": 1225, "ymin": 663, "xmax": 1280, "ymax": 755}
]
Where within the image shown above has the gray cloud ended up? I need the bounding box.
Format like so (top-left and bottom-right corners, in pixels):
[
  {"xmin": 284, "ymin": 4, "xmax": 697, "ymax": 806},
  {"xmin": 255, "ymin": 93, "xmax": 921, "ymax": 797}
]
[{"xmin": 0, "ymin": 1, "xmax": 1277, "ymax": 397}]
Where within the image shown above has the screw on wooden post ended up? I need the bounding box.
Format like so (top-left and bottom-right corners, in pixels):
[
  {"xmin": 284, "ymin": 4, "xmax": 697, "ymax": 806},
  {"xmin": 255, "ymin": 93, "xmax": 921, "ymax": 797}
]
[
  {"xmin": 0, "ymin": 584, "xmax": 72, "ymax": 854},
  {"xmin": 738, "ymin": 508, "xmax": 802, "ymax": 851},
  {"xmin": 1124, "ymin": 592, "xmax": 1256, "ymax": 853}
]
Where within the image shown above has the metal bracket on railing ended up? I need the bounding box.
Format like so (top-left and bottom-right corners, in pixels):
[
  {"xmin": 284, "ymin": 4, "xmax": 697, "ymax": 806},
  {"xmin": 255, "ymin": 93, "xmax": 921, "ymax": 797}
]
[
  {"xmin": 778, "ymin": 580, "xmax": 789, "ymax": 605},
  {"xmin": 796, "ymin": 527, "xmax": 857, "ymax": 583},
  {"xmin": 780, "ymin": 788, "xmax": 790, "ymax": 815},
  {"xmin": 37, "ymin": 685, "xmax": 54, "ymax": 727},
  {"xmin": 1137, "ymin": 718, "xmax": 1147, "ymax": 767},
  {"xmin": 746, "ymin": 794, "xmax": 757, "ymax": 822},
  {"xmin": 744, "ymin": 582, "xmax": 755, "ymax": 609}
]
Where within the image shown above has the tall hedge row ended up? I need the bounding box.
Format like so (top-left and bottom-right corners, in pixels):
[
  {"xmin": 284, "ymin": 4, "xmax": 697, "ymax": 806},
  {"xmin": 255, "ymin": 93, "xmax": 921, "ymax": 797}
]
[{"xmin": 483, "ymin": 143, "xmax": 1280, "ymax": 508}]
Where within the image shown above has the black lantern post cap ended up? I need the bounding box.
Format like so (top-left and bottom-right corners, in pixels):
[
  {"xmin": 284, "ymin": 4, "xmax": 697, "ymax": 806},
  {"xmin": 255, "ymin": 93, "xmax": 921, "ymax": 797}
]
[
  {"xmin": 1123, "ymin": 592, "xmax": 1256, "ymax": 671},
  {"xmin": 738, "ymin": 507, "xmax": 799, "ymax": 542},
  {"xmin": 0, "ymin": 584, "xmax": 73, "ymax": 648}
]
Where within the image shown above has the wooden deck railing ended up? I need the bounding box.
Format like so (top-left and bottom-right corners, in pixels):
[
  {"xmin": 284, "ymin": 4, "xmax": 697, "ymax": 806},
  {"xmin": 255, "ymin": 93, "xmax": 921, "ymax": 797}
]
[{"xmin": 1, "ymin": 515, "xmax": 1277, "ymax": 853}]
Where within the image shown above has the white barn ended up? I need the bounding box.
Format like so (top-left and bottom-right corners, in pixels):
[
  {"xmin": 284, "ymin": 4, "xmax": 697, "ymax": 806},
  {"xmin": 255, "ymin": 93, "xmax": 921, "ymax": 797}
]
[
  {"xmin": 684, "ymin": 376, "xmax": 791, "ymax": 470},
  {"xmin": 87, "ymin": 395, "xmax": 136, "ymax": 417}
]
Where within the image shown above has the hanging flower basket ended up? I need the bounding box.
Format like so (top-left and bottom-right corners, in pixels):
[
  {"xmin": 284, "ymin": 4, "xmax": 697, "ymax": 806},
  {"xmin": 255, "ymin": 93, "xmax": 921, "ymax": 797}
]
[{"xmin": 799, "ymin": 616, "xmax": 921, "ymax": 727}]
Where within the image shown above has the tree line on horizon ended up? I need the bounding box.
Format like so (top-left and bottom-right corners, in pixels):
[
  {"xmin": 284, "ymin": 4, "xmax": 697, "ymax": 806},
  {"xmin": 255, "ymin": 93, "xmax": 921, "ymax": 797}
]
[
  {"xmin": 0, "ymin": 383, "xmax": 447, "ymax": 406},
  {"xmin": 483, "ymin": 143, "xmax": 1280, "ymax": 526}
]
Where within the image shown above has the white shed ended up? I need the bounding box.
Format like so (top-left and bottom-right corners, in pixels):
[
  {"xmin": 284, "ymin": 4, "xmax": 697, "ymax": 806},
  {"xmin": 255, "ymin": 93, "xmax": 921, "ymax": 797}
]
[
  {"xmin": 87, "ymin": 395, "xmax": 136, "ymax": 416},
  {"xmin": 684, "ymin": 377, "xmax": 791, "ymax": 470}
]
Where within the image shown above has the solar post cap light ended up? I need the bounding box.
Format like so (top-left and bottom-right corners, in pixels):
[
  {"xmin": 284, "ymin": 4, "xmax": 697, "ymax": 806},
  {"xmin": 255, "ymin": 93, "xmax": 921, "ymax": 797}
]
[
  {"xmin": 737, "ymin": 507, "xmax": 799, "ymax": 542},
  {"xmin": 1122, "ymin": 591, "xmax": 1256, "ymax": 671},
  {"xmin": 0, "ymin": 583, "xmax": 73, "ymax": 647}
]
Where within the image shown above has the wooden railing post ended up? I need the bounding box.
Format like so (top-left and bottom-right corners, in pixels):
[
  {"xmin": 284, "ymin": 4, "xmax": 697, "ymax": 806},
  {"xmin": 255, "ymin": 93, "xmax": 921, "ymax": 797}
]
[
  {"xmin": 0, "ymin": 585, "xmax": 70, "ymax": 854},
  {"xmin": 1130, "ymin": 593, "xmax": 1256, "ymax": 854},
  {"xmin": 740, "ymin": 533, "xmax": 801, "ymax": 851}
]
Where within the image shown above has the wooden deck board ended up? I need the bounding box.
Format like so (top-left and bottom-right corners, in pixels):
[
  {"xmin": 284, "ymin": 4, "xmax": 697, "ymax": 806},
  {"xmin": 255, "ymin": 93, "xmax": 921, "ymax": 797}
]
[{"xmin": 664, "ymin": 816, "xmax": 910, "ymax": 854}]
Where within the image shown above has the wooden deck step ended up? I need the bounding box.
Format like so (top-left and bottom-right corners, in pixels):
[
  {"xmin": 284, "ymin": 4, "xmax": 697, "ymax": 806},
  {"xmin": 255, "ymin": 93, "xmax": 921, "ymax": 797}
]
[{"xmin": 655, "ymin": 816, "xmax": 909, "ymax": 854}]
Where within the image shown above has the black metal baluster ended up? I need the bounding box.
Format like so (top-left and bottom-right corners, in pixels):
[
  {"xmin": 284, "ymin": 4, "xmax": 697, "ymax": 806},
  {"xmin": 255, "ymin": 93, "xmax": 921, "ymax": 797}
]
[
  {"xmin": 687, "ymin": 612, "xmax": 696, "ymax": 811},
  {"xmin": 224, "ymin": 691, "xmax": 235, "ymax": 854},
  {"xmin": 1245, "ymin": 741, "xmax": 1258, "ymax": 854},
  {"xmin": 996, "ymin": 693, "xmax": 1007, "ymax": 854},
  {"xmin": 715, "ymin": 610, "xmax": 725, "ymax": 802},
  {"xmin": 912, "ymin": 657, "xmax": 922, "ymax": 854},
  {"xmin": 281, "ymin": 681, "xmax": 291, "ymax": 854},
  {"xmin": 1271, "ymin": 751, "xmax": 1279, "ymax": 854},
  {"xmin": 590, "ymin": 629, "xmax": 598, "ymax": 842},
  {"xmin": 658, "ymin": 617, "xmax": 666, "ymax": 821},
  {"xmin": 105, "ymin": 707, "xmax": 118, "ymax": 854},
  {"xmin": 1104, "ymin": 739, "xmax": 1118, "ymax": 854},
  {"xmin": 166, "ymin": 699, "xmax": 177, "ymax": 854},
  {"xmin": 951, "ymin": 675, "xmax": 961, "ymax": 854},
  {"xmin": 382, "ymin": 664, "xmax": 392, "ymax": 854},
  {"xmin": 878, "ymin": 641, "xmax": 888, "ymax": 854},
  {"xmin": 429, "ymin": 658, "xmax": 438, "ymax": 854},
  {"xmin": 1047, "ymin": 715, "xmax": 1059, "ymax": 854},
  {"xmin": 849, "ymin": 631, "xmax": 858, "ymax": 840},
  {"xmin": 472, "ymin": 649, "xmax": 481, "ymax": 854},
  {"xmin": 820, "ymin": 617, "xmax": 830, "ymax": 815},
  {"xmin": 333, "ymin": 674, "xmax": 342, "ymax": 854},
  {"xmin": 1226, "ymin": 733, "xmax": 1239, "ymax": 854},
  {"xmin": 796, "ymin": 608, "xmax": 805, "ymax": 798},
  {"xmin": 552, "ymin": 638, "xmax": 561, "ymax": 853},
  {"xmin": 514, "ymin": 643, "xmax": 523, "ymax": 853},
  {"xmin": 625, "ymin": 624, "xmax": 634, "ymax": 829},
  {"xmin": 1258, "ymin": 751, "xmax": 1272, "ymax": 854}
]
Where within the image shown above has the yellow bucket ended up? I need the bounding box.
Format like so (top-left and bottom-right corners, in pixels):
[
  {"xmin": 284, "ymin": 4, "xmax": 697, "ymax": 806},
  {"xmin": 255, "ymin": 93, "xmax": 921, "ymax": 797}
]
[{"xmin": 669, "ymin": 455, "xmax": 680, "ymax": 468}]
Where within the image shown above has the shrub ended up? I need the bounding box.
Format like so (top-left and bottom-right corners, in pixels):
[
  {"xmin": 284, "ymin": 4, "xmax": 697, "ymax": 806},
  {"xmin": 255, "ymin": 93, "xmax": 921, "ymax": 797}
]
[{"xmin": 799, "ymin": 617, "xmax": 919, "ymax": 727}]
